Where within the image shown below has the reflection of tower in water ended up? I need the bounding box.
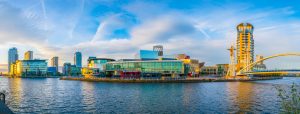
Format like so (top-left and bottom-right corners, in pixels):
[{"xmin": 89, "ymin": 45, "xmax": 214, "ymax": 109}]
[{"xmin": 226, "ymin": 82, "xmax": 254, "ymax": 112}]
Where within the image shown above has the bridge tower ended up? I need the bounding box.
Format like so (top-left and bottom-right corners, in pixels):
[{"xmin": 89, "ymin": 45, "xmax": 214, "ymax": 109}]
[{"xmin": 226, "ymin": 44, "xmax": 236, "ymax": 78}]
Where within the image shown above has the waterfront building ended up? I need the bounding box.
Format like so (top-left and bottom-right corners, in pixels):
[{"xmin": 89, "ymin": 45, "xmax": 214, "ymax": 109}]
[
  {"xmin": 201, "ymin": 64, "xmax": 229, "ymax": 76},
  {"xmin": 24, "ymin": 51, "xmax": 33, "ymax": 60},
  {"xmin": 47, "ymin": 67, "xmax": 58, "ymax": 76},
  {"xmin": 236, "ymin": 23, "xmax": 254, "ymax": 72},
  {"xmin": 105, "ymin": 60, "xmax": 186, "ymax": 78},
  {"xmin": 63, "ymin": 63, "xmax": 81, "ymax": 76},
  {"xmin": 176, "ymin": 54, "xmax": 202, "ymax": 77},
  {"xmin": 11, "ymin": 60, "xmax": 47, "ymax": 77},
  {"xmin": 70, "ymin": 65, "xmax": 81, "ymax": 76},
  {"xmin": 81, "ymin": 67, "xmax": 100, "ymax": 77},
  {"xmin": 82, "ymin": 58, "xmax": 115, "ymax": 77},
  {"xmin": 201, "ymin": 66, "xmax": 218, "ymax": 75},
  {"xmin": 74, "ymin": 52, "xmax": 82, "ymax": 68},
  {"xmin": 9, "ymin": 63, "xmax": 17, "ymax": 76},
  {"xmin": 50, "ymin": 56, "xmax": 59, "ymax": 73},
  {"xmin": 153, "ymin": 45, "xmax": 163, "ymax": 56},
  {"xmin": 63, "ymin": 63, "xmax": 71, "ymax": 76},
  {"xmin": 87, "ymin": 58, "xmax": 115, "ymax": 70},
  {"xmin": 8, "ymin": 47, "xmax": 18, "ymax": 73},
  {"xmin": 216, "ymin": 64, "xmax": 229, "ymax": 76}
]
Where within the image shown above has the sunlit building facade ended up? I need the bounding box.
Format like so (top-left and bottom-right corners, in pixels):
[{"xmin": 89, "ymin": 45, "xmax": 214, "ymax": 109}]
[
  {"xmin": 236, "ymin": 23, "xmax": 254, "ymax": 71},
  {"xmin": 50, "ymin": 56, "xmax": 59, "ymax": 73},
  {"xmin": 82, "ymin": 58, "xmax": 115, "ymax": 77},
  {"xmin": 24, "ymin": 51, "xmax": 33, "ymax": 60},
  {"xmin": 12, "ymin": 60, "xmax": 47, "ymax": 77},
  {"xmin": 87, "ymin": 58, "xmax": 115, "ymax": 70},
  {"xmin": 176, "ymin": 54, "xmax": 201, "ymax": 76},
  {"xmin": 8, "ymin": 47, "xmax": 18, "ymax": 73}
]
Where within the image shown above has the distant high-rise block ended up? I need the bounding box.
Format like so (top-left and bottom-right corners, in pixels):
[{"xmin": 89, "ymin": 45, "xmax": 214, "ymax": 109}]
[
  {"xmin": 153, "ymin": 45, "xmax": 163, "ymax": 56},
  {"xmin": 74, "ymin": 52, "xmax": 82, "ymax": 67},
  {"xmin": 8, "ymin": 47, "xmax": 18, "ymax": 73},
  {"xmin": 63, "ymin": 62, "xmax": 71, "ymax": 76},
  {"xmin": 51, "ymin": 56, "xmax": 59, "ymax": 72},
  {"xmin": 24, "ymin": 51, "xmax": 33, "ymax": 60},
  {"xmin": 256, "ymin": 55, "xmax": 264, "ymax": 65},
  {"xmin": 236, "ymin": 23, "xmax": 254, "ymax": 71}
]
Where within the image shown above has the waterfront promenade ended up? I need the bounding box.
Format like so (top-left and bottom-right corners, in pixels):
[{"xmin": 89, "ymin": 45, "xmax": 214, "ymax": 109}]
[{"xmin": 60, "ymin": 76, "xmax": 282, "ymax": 83}]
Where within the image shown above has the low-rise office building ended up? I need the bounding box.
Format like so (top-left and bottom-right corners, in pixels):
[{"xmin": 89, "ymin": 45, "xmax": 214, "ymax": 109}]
[
  {"xmin": 176, "ymin": 54, "xmax": 202, "ymax": 77},
  {"xmin": 63, "ymin": 63, "xmax": 81, "ymax": 76},
  {"xmin": 47, "ymin": 67, "xmax": 58, "ymax": 76},
  {"xmin": 82, "ymin": 58, "xmax": 115, "ymax": 77},
  {"xmin": 200, "ymin": 64, "xmax": 229, "ymax": 76},
  {"xmin": 104, "ymin": 60, "xmax": 186, "ymax": 78},
  {"xmin": 10, "ymin": 60, "xmax": 47, "ymax": 77}
]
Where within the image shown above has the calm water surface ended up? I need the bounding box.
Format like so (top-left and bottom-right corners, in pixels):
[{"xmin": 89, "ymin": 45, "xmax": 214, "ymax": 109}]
[{"xmin": 0, "ymin": 77, "xmax": 299, "ymax": 113}]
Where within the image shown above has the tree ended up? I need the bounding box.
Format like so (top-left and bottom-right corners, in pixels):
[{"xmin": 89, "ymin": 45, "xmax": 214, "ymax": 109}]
[{"xmin": 276, "ymin": 83, "xmax": 300, "ymax": 113}]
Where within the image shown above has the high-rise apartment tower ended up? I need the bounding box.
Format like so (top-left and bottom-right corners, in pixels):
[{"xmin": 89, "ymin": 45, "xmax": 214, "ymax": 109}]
[
  {"xmin": 24, "ymin": 51, "xmax": 33, "ymax": 60},
  {"xmin": 8, "ymin": 47, "xmax": 18, "ymax": 73},
  {"xmin": 74, "ymin": 52, "xmax": 82, "ymax": 67},
  {"xmin": 236, "ymin": 23, "xmax": 254, "ymax": 71}
]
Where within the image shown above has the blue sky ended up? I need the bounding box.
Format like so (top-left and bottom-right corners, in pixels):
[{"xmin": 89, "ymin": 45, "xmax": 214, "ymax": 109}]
[{"xmin": 1, "ymin": 0, "xmax": 300, "ymax": 72}]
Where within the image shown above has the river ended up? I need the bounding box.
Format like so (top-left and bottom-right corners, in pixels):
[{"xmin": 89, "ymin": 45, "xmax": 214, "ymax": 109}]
[{"xmin": 0, "ymin": 77, "xmax": 298, "ymax": 113}]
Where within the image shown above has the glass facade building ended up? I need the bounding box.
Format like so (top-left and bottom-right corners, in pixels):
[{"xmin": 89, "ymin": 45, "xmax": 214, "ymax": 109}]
[
  {"xmin": 13, "ymin": 60, "xmax": 47, "ymax": 77},
  {"xmin": 74, "ymin": 52, "xmax": 82, "ymax": 68},
  {"xmin": 63, "ymin": 63, "xmax": 81, "ymax": 76},
  {"xmin": 139, "ymin": 50, "xmax": 159, "ymax": 60},
  {"xmin": 105, "ymin": 60, "xmax": 185, "ymax": 77},
  {"xmin": 88, "ymin": 58, "xmax": 115, "ymax": 71},
  {"xmin": 82, "ymin": 58, "xmax": 115, "ymax": 77}
]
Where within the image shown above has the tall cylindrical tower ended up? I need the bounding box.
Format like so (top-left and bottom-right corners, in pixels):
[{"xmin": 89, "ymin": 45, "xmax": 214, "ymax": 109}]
[{"xmin": 236, "ymin": 23, "xmax": 254, "ymax": 72}]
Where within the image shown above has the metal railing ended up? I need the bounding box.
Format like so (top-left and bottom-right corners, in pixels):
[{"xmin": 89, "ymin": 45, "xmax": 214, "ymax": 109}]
[{"xmin": 0, "ymin": 92, "xmax": 5, "ymax": 103}]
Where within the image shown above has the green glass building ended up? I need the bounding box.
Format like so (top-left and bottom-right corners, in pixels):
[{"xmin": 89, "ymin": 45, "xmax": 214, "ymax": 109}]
[{"xmin": 105, "ymin": 60, "xmax": 186, "ymax": 77}]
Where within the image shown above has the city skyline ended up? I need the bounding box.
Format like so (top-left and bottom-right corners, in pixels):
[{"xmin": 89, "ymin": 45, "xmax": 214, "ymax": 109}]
[{"xmin": 1, "ymin": 0, "xmax": 300, "ymax": 72}]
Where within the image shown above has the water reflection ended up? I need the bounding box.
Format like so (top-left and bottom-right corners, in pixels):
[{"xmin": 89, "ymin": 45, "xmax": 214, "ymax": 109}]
[
  {"xmin": 8, "ymin": 78, "xmax": 22, "ymax": 109},
  {"xmin": 0, "ymin": 77, "xmax": 295, "ymax": 113},
  {"xmin": 80, "ymin": 82, "xmax": 96, "ymax": 112},
  {"xmin": 226, "ymin": 82, "xmax": 254, "ymax": 113}
]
